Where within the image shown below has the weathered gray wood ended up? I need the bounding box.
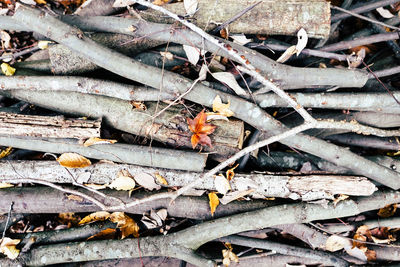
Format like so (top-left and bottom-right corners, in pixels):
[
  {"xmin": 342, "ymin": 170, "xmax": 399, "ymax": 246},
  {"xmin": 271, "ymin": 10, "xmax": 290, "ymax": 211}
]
[
  {"xmin": 140, "ymin": 0, "xmax": 331, "ymax": 38},
  {"xmin": 0, "ymin": 160, "xmax": 377, "ymax": 200},
  {"xmin": 0, "ymin": 136, "xmax": 207, "ymax": 171},
  {"xmin": 0, "ymin": 112, "xmax": 100, "ymax": 139}
]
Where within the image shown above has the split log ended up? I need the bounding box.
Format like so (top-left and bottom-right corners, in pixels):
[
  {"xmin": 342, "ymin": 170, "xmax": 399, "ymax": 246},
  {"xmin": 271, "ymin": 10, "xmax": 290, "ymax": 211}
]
[
  {"xmin": 0, "ymin": 136, "xmax": 207, "ymax": 172},
  {"xmin": 0, "ymin": 91, "xmax": 244, "ymax": 161},
  {"xmin": 139, "ymin": 0, "xmax": 331, "ymax": 38},
  {"xmin": 0, "ymin": 112, "xmax": 100, "ymax": 139},
  {"xmin": 0, "ymin": 160, "xmax": 377, "ymax": 200}
]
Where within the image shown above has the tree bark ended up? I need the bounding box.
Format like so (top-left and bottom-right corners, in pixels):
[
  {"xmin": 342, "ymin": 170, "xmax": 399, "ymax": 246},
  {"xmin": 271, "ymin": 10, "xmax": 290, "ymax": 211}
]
[
  {"xmin": 139, "ymin": 0, "xmax": 331, "ymax": 38},
  {"xmin": 0, "ymin": 112, "xmax": 100, "ymax": 139},
  {"xmin": 0, "ymin": 160, "xmax": 377, "ymax": 200}
]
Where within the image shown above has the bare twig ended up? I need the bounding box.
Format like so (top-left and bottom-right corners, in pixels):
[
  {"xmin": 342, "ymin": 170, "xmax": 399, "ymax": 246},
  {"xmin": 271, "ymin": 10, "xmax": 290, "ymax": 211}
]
[
  {"xmin": 331, "ymin": 6, "xmax": 400, "ymax": 31},
  {"xmin": 1, "ymin": 202, "xmax": 13, "ymax": 240}
]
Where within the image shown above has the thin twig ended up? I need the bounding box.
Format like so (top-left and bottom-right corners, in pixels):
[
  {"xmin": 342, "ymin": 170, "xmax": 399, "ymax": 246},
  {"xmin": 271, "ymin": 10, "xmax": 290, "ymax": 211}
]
[
  {"xmin": 331, "ymin": 6, "xmax": 400, "ymax": 31},
  {"xmin": 1, "ymin": 202, "xmax": 13, "ymax": 240}
]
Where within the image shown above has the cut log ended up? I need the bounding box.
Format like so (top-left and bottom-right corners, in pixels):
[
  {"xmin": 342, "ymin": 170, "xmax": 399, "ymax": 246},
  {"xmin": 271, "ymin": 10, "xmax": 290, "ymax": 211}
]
[
  {"xmin": 1, "ymin": 90, "xmax": 244, "ymax": 161},
  {"xmin": 0, "ymin": 112, "xmax": 100, "ymax": 139},
  {"xmin": 0, "ymin": 160, "xmax": 377, "ymax": 200},
  {"xmin": 139, "ymin": 0, "xmax": 331, "ymax": 38}
]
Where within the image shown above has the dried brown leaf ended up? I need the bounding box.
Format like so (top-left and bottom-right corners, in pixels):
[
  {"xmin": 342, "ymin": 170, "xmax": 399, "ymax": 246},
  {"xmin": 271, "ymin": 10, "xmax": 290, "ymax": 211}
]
[{"xmin": 57, "ymin": 153, "xmax": 91, "ymax": 168}]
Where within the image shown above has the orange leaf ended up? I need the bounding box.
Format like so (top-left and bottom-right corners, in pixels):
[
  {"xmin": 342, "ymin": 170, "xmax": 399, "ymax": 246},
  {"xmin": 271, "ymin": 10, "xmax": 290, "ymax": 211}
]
[
  {"xmin": 110, "ymin": 212, "xmax": 140, "ymax": 239},
  {"xmin": 87, "ymin": 228, "xmax": 117, "ymax": 241},
  {"xmin": 57, "ymin": 153, "xmax": 91, "ymax": 168},
  {"xmin": 378, "ymin": 204, "xmax": 397, "ymax": 218},
  {"xmin": 187, "ymin": 110, "xmax": 216, "ymax": 149},
  {"xmin": 208, "ymin": 192, "xmax": 220, "ymax": 216},
  {"xmin": 79, "ymin": 211, "xmax": 110, "ymax": 225}
]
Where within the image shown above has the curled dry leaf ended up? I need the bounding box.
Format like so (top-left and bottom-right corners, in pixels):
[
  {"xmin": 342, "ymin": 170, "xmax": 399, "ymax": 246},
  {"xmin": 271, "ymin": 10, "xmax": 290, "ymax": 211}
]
[
  {"xmin": 134, "ymin": 172, "xmax": 161, "ymax": 191},
  {"xmin": 183, "ymin": 45, "xmax": 200, "ymax": 65},
  {"xmin": 325, "ymin": 234, "xmax": 348, "ymax": 252},
  {"xmin": 110, "ymin": 212, "xmax": 139, "ymax": 239},
  {"xmin": 295, "ymin": 28, "xmax": 308, "ymax": 56},
  {"xmin": 79, "ymin": 211, "xmax": 111, "ymax": 225},
  {"xmin": 377, "ymin": 204, "xmax": 397, "ymax": 218},
  {"xmin": 108, "ymin": 170, "xmax": 136, "ymax": 191},
  {"xmin": 184, "ymin": 0, "xmax": 198, "ymax": 16},
  {"xmin": 83, "ymin": 137, "xmax": 117, "ymax": 147},
  {"xmin": 0, "ymin": 30, "xmax": 11, "ymax": 49},
  {"xmin": 214, "ymin": 174, "xmax": 231, "ymax": 195},
  {"xmin": 1, "ymin": 62, "xmax": 15, "ymax": 76},
  {"xmin": 208, "ymin": 192, "xmax": 220, "ymax": 216},
  {"xmin": 220, "ymin": 189, "xmax": 254, "ymax": 205},
  {"xmin": 57, "ymin": 153, "xmax": 91, "ymax": 168},
  {"xmin": 376, "ymin": 7, "xmax": 394, "ymax": 18},
  {"xmin": 0, "ymin": 146, "xmax": 12, "ymax": 159},
  {"xmin": 222, "ymin": 242, "xmax": 239, "ymax": 266},
  {"xmin": 37, "ymin": 40, "xmax": 53, "ymax": 50},
  {"xmin": 276, "ymin": 45, "xmax": 296, "ymax": 63},
  {"xmin": 187, "ymin": 109, "xmax": 216, "ymax": 149},
  {"xmin": 230, "ymin": 34, "xmax": 252, "ymax": 45},
  {"xmin": 226, "ymin": 164, "xmax": 238, "ymax": 181},
  {"xmin": 142, "ymin": 209, "xmax": 168, "ymax": 230},
  {"xmin": 198, "ymin": 63, "xmax": 209, "ymax": 81},
  {"xmin": 212, "ymin": 95, "xmax": 234, "ymax": 117},
  {"xmin": 155, "ymin": 173, "xmax": 168, "ymax": 185},
  {"xmin": 0, "ymin": 183, "xmax": 13, "ymax": 189},
  {"xmin": 159, "ymin": 51, "xmax": 174, "ymax": 60},
  {"xmin": 0, "ymin": 237, "xmax": 20, "ymax": 259},
  {"xmin": 87, "ymin": 228, "xmax": 117, "ymax": 241},
  {"xmin": 211, "ymin": 72, "xmax": 247, "ymax": 96},
  {"xmin": 84, "ymin": 183, "xmax": 107, "ymax": 190}
]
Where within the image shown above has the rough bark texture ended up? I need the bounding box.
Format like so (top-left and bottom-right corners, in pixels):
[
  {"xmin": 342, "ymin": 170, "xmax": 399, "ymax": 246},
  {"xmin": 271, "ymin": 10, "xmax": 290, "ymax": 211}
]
[
  {"xmin": 0, "ymin": 187, "xmax": 275, "ymax": 220},
  {"xmin": 0, "ymin": 112, "xmax": 100, "ymax": 139},
  {"xmin": 0, "ymin": 91, "xmax": 243, "ymax": 161},
  {"xmin": 0, "ymin": 135, "xmax": 207, "ymax": 171},
  {"xmin": 140, "ymin": 0, "xmax": 331, "ymax": 38},
  {"xmin": 0, "ymin": 160, "xmax": 377, "ymax": 200}
]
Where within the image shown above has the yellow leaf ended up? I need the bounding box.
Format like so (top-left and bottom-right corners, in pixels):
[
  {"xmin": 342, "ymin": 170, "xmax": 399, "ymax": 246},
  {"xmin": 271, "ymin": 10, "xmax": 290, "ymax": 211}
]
[
  {"xmin": 333, "ymin": 194, "xmax": 349, "ymax": 207},
  {"xmin": 0, "ymin": 237, "xmax": 20, "ymax": 259},
  {"xmin": 0, "ymin": 183, "xmax": 13, "ymax": 189},
  {"xmin": 35, "ymin": 0, "xmax": 47, "ymax": 4},
  {"xmin": 378, "ymin": 204, "xmax": 397, "ymax": 218},
  {"xmin": 155, "ymin": 173, "xmax": 168, "ymax": 185},
  {"xmin": 58, "ymin": 212, "xmax": 81, "ymax": 226},
  {"xmin": 83, "ymin": 137, "xmax": 117, "ymax": 147},
  {"xmin": 79, "ymin": 211, "xmax": 110, "ymax": 225},
  {"xmin": 0, "ymin": 146, "xmax": 12, "ymax": 159},
  {"xmin": 212, "ymin": 95, "xmax": 234, "ymax": 117},
  {"xmin": 108, "ymin": 170, "xmax": 136, "ymax": 191},
  {"xmin": 37, "ymin": 40, "xmax": 53, "ymax": 49},
  {"xmin": 1, "ymin": 63, "xmax": 15, "ymax": 76},
  {"xmin": 222, "ymin": 242, "xmax": 239, "ymax": 266},
  {"xmin": 208, "ymin": 192, "xmax": 220, "ymax": 216},
  {"xmin": 87, "ymin": 228, "xmax": 117, "ymax": 241},
  {"xmin": 226, "ymin": 164, "xmax": 238, "ymax": 181},
  {"xmin": 110, "ymin": 212, "xmax": 139, "ymax": 239},
  {"xmin": 57, "ymin": 153, "xmax": 91, "ymax": 168}
]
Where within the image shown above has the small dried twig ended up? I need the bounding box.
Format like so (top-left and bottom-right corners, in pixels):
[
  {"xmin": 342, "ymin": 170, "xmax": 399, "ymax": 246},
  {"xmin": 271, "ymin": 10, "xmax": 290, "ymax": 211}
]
[{"xmin": 331, "ymin": 6, "xmax": 400, "ymax": 31}]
